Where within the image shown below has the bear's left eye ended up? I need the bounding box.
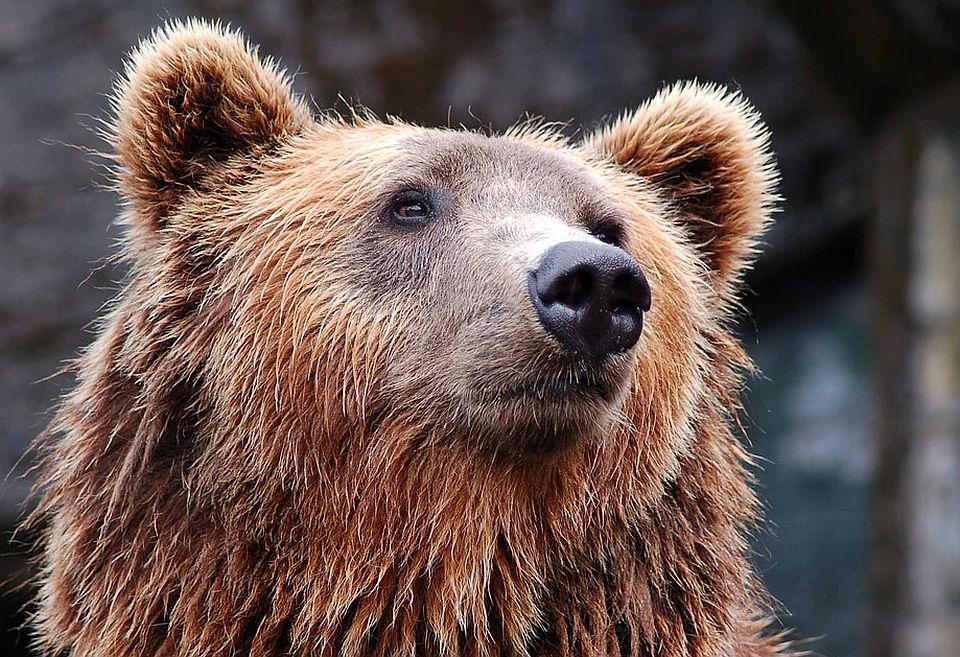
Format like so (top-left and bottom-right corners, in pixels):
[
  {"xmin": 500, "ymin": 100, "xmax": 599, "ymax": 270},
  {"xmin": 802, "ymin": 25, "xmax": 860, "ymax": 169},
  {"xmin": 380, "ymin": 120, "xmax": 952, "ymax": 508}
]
[{"xmin": 387, "ymin": 190, "xmax": 434, "ymax": 227}]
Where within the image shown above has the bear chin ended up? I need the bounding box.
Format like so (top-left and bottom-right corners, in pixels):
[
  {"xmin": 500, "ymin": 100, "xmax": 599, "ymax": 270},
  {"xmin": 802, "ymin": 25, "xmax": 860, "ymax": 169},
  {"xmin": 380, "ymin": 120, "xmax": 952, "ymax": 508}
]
[{"xmin": 471, "ymin": 409, "xmax": 618, "ymax": 461}]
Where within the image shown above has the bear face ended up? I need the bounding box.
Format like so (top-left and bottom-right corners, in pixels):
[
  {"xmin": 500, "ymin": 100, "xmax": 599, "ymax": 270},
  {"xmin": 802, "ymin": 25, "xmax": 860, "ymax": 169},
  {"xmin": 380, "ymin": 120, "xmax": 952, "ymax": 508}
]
[
  {"xmin": 32, "ymin": 20, "xmax": 785, "ymax": 657},
  {"xmin": 210, "ymin": 127, "xmax": 698, "ymax": 462}
]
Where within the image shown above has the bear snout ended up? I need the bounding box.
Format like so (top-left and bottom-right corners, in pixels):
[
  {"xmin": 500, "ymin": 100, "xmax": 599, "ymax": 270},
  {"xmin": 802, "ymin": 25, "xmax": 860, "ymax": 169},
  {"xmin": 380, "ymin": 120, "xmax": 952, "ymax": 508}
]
[{"xmin": 528, "ymin": 241, "xmax": 651, "ymax": 359}]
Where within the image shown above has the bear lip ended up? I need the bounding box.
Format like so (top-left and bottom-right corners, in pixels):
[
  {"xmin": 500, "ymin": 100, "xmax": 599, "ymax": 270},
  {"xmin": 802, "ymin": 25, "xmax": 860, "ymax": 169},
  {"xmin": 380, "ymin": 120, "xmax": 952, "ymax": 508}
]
[{"xmin": 488, "ymin": 373, "xmax": 610, "ymax": 402}]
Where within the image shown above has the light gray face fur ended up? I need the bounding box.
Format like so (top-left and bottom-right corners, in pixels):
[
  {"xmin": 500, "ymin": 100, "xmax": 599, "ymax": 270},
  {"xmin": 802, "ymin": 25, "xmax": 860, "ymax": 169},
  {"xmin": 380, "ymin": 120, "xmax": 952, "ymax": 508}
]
[{"xmin": 343, "ymin": 131, "xmax": 643, "ymax": 456}]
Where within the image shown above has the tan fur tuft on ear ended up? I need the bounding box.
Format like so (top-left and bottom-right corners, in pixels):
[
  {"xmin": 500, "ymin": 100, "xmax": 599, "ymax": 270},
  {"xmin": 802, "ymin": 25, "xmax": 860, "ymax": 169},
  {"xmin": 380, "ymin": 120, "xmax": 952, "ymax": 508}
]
[
  {"xmin": 582, "ymin": 83, "xmax": 779, "ymax": 302},
  {"xmin": 110, "ymin": 19, "xmax": 312, "ymax": 233}
]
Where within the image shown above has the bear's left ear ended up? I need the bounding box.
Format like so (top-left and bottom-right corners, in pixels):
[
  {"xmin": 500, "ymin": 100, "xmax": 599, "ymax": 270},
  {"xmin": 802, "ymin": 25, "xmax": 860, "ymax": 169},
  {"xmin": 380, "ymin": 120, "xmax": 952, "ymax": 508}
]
[
  {"xmin": 581, "ymin": 83, "xmax": 778, "ymax": 302},
  {"xmin": 111, "ymin": 20, "xmax": 312, "ymax": 234}
]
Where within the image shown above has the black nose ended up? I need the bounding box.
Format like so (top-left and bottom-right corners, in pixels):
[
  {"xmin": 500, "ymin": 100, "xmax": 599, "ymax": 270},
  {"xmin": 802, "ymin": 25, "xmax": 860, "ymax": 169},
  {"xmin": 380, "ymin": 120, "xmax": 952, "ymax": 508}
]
[{"xmin": 528, "ymin": 241, "xmax": 651, "ymax": 359}]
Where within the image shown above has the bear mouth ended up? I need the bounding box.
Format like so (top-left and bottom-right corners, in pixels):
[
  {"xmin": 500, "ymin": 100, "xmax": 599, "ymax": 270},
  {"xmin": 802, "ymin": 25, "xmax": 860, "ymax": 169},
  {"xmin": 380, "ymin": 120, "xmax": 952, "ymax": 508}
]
[
  {"xmin": 496, "ymin": 376, "xmax": 609, "ymax": 401},
  {"xmin": 478, "ymin": 364, "xmax": 620, "ymax": 404},
  {"xmin": 461, "ymin": 361, "xmax": 632, "ymax": 458}
]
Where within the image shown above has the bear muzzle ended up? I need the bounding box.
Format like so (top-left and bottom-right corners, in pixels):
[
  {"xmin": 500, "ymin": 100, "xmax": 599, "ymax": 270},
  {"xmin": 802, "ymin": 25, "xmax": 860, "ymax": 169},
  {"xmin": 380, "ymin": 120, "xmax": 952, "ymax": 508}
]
[{"xmin": 528, "ymin": 240, "xmax": 651, "ymax": 359}]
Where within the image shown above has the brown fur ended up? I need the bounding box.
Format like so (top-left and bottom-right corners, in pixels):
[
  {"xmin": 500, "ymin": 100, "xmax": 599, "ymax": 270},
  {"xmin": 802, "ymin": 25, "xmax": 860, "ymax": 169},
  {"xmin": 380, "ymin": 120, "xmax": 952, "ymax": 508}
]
[{"xmin": 30, "ymin": 20, "xmax": 793, "ymax": 657}]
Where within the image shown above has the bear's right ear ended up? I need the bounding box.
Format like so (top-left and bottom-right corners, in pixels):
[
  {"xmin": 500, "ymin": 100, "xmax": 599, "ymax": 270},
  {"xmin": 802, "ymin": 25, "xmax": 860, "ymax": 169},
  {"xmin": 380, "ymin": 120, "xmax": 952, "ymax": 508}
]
[{"xmin": 111, "ymin": 20, "xmax": 311, "ymax": 232}]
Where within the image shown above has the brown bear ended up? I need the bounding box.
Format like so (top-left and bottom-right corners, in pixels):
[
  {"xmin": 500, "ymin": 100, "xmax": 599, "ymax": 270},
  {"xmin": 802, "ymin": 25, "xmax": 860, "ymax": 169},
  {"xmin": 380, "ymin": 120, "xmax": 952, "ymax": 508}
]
[{"xmin": 30, "ymin": 19, "xmax": 792, "ymax": 657}]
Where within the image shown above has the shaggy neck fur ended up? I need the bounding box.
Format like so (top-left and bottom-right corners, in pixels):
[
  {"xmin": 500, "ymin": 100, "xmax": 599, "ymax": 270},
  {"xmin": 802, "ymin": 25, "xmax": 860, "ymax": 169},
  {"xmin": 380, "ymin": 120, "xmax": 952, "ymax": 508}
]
[{"xmin": 32, "ymin": 293, "xmax": 787, "ymax": 657}]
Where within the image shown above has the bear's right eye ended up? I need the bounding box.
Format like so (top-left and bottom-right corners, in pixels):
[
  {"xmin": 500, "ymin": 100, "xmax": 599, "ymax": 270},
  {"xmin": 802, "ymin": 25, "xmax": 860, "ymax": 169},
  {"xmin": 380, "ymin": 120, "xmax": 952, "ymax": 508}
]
[
  {"xmin": 386, "ymin": 190, "xmax": 434, "ymax": 228},
  {"xmin": 589, "ymin": 219, "xmax": 625, "ymax": 248}
]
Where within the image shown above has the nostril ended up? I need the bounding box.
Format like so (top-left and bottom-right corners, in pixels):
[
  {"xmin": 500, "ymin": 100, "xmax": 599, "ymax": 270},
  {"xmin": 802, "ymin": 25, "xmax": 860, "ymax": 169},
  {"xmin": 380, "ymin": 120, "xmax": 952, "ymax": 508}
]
[
  {"xmin": 610, "ymin": 296, "xmax": 637, "ymax": 316},
  {"xmin": 543, "ymin": 266, "xmax": 594, "ymax": 308},
  {"xmin": 610, "ymin": 270, "xmax": 652, "ymax": 314},
  {"xmin": 610, "ymin": 273, "xmax": 634, "ymax": 313}
]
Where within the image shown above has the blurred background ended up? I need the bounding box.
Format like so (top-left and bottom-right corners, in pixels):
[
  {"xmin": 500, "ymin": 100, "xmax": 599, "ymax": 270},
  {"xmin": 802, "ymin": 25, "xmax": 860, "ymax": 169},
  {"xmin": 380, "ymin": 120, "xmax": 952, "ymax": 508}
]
[{"xmin": 1, "ymin": 1, "xmax": 958, "ymax": 656}]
